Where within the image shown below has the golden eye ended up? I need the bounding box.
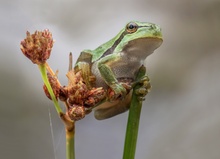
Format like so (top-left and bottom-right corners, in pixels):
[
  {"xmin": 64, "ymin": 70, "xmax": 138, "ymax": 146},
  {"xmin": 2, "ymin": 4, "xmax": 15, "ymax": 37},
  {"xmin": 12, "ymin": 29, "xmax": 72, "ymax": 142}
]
[{"xmin": 126, "ymin": 22, "xmax": 138, "ymax": 33}]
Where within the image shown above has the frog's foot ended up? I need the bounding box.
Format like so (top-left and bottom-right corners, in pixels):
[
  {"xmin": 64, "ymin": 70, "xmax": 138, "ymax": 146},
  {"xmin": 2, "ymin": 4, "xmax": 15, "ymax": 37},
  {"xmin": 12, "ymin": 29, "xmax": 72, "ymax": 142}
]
[
  {"xmin": 84, "ymin": 87, "xmax": 107, "ymax": 108},
  {"xmin": 108, "ymin": 83, "xmax": 128, "ymax": 101},
  {"xmin": 134, "ymin": 75, "xmax": 151, "ymax": 101}
]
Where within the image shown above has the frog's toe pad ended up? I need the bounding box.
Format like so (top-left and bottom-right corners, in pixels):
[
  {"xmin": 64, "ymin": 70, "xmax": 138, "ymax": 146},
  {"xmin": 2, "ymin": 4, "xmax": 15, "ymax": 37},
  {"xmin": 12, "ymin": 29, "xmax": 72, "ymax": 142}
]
[
  {"xmin": 136, "ymin": 76, "xmax": 149, "ymax": 85},
  {"xmin": 135, "ymin": 87, "xmax": 149, "ymax": 96},
  {"xmin": 135, "ymin": 76, "xmax": 151, "ymax": 99},
  {"xmin": 137, "ymin": 96, "xmax": 146, "ymax": 101}
]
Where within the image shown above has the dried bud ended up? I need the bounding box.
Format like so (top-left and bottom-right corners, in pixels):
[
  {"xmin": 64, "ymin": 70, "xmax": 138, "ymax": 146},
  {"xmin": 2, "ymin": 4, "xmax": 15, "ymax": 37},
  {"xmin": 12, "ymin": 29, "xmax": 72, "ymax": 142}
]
[
  {"xmin": 68, "ymin": 105, "xmax": 85, "ymax": 121},
  {"xmin": 66, "ymin": 70, "xmax": 89, "ymax": 105},
  {"xmin": 59, "ymin": 86, "xmax": 68, "ymax": 101},
  {"xmin": 20, "ymin": 29, "xmax": 54, "ymax": 64},
  {"xmin": 43, "ymin": 72, "xmax": 60, "ymax": 100}
]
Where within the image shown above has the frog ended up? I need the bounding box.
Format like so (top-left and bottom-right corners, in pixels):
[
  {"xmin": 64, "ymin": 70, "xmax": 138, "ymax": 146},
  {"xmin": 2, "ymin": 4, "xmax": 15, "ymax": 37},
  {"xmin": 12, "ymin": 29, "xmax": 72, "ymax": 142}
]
[{"xmin": 74, "ymin": 21, "xmax": 163, "ymax": 120}]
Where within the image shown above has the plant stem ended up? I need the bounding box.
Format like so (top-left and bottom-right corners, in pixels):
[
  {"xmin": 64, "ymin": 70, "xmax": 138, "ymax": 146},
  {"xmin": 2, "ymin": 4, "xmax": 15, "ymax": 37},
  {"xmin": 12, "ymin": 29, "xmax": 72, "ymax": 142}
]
[
  {"xmin": 66, "ymin": 126, "xmax": 75, "ymax": 159},
  {"xmin": 123, "ymin": 66, "xmax": 146, "ymax": 159},
  {"xmin": 38, "ymin": 64, "xmax": 63, "ymax": 114},
  {"xmin": 39, "ymin": 64, "xmax": 75, "ymax": 159}
]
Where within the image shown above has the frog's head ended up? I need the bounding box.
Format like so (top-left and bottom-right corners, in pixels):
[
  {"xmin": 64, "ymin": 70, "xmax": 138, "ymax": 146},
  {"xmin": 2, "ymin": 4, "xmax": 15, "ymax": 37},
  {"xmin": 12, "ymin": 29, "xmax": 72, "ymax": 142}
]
[
  {"xmin": 92, "ymin": 21, "xmax": 163, "ymax": 62},
  {"xmin": 115, "ymin": 21, "xmax": 163, "ymax": 58}
]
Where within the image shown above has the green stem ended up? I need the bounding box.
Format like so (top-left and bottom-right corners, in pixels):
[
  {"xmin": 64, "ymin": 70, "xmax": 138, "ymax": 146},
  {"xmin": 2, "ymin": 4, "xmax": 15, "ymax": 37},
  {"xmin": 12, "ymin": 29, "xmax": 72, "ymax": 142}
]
[
  {"xmin": 123, "ymin": 66, "xmax": 146, "ymax": 159},
  {"xmin": 38, "ymin": 64, "xmax": 63, "ymax": 114},
  {"xmin": 39, "ymin": 64, "xmax": 75, "ymax": 159},
  {"xmin": 66, "ymin": 127, "xmax": 75, "ymax": 159}
]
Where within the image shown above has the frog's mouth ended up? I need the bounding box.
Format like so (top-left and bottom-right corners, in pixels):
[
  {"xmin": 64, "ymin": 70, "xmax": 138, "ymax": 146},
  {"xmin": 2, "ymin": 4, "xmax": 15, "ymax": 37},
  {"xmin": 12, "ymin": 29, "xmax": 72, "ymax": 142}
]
[{"xmin": 122, "ymin": 37, "xmax": 163, "ymax": 57}]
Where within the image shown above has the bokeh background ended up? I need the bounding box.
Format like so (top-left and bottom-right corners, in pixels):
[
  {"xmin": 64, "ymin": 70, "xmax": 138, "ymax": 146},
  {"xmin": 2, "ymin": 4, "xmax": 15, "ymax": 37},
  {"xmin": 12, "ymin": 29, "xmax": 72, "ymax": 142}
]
[{"xmin": 1, "ymin": 0, "xmax": 220, "ymax": 159}]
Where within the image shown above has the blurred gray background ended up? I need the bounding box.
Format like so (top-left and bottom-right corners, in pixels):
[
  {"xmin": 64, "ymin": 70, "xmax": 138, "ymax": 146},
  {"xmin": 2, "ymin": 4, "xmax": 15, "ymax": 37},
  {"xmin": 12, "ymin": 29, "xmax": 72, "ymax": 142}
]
[{"xmin": 1, "ymin": 0, "xmax": 220, "ymax": 159}]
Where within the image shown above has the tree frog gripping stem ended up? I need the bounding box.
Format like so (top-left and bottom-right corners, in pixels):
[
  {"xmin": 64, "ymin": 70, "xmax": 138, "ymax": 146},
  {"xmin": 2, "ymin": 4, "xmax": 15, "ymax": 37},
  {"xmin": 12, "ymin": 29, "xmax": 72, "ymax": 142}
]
[{"xmin": 74, "ymin": 21, "xmax": 163, "ymax": 120}]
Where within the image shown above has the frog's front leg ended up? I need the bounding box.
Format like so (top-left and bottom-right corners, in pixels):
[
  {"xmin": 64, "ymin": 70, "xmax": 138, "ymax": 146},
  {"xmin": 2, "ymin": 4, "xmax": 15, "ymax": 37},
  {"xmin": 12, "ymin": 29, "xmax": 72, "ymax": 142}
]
[
  {"xmin": 132, "ymin": 74, "xmax": 151, "ymax": 101},
  {"xmin": 97, "ymin": 54, "xmax": 127, "ymax": 100}
]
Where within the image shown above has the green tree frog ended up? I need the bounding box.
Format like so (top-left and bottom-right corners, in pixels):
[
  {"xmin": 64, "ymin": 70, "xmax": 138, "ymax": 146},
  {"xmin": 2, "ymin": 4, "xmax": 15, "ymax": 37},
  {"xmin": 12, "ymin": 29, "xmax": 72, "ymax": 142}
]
[{"xmin": 74, "ymin": 21, "xmax": 163, "ymax": 120}]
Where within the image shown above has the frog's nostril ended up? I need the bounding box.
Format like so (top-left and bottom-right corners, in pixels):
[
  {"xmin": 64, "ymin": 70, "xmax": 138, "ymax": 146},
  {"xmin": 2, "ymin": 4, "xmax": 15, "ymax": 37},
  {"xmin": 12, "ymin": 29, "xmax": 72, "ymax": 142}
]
[
  {"xmin": 153, "ymin": 25, "xmax": 162, "ymax": 32},
  {"xmin": 150, "ymin": 24, "xmax": 156, "ymax": 29}
]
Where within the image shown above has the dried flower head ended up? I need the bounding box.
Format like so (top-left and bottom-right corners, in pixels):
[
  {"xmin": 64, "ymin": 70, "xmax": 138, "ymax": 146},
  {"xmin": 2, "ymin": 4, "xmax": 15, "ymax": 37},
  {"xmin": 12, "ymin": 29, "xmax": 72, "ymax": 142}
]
[
  {"xmin": 68, "ymin": 105, "xmax": 85, "ymax": 121},
  {"xmin": 66, "ymin": 70, "xmax": 106, "ymax": 108},
  {"xmin": 58, "ymin": 86, "xmax": 68, "ymax": 102},
  {"xmin": 20, "ymin": 29, "xmax": 54, "ymax": 64},
  {"xmin": 66, "ymin": 70, "xmax": 89, "ymax": 106}
]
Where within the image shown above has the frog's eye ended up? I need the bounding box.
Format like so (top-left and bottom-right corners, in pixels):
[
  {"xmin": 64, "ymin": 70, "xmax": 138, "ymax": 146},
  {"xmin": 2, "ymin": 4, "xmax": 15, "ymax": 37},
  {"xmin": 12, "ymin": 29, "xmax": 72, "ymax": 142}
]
[{"xmin": 126, "ymin": 22, "xmax": 138, "ymax": 33}]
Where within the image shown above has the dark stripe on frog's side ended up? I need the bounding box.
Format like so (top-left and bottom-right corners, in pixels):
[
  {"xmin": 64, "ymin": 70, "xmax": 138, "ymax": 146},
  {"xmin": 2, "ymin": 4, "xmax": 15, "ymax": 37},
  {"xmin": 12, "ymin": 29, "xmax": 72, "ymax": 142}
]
[{"xmin": 98, "ymin": 31, "xmax": 127, "ymax": 59}]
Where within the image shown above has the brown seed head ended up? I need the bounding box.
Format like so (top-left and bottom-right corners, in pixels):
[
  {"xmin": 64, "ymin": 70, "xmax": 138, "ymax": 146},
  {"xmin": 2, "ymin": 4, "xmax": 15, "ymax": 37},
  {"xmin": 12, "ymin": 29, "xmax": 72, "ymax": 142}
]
[
  {"xmin": 20, "ymin": 29, "xmax": 54, "ymax": 64},
  {"xmin": 68, "ymin": 105, "xmax": 85, "ymax": 121},
  {"xmin": 58, "ymin": 86, "xmax": 68, "ymax": 101},
  {"xmin": 66, "ymin": 70, "xmax": 89, "ymax": 105}
]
